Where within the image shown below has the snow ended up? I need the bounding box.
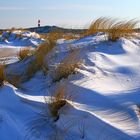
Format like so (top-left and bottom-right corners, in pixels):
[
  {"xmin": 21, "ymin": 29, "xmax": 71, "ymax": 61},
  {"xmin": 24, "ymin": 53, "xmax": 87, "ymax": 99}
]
[
  {"xmin": 0, "ymin": 31, "xmax": 140, "ymax": 139},
  {"xmin": 0, "ymin": 30, "xmax": 43, "ymax": 47},
  {"xmin": 0, "ymin": 31, "xmax": 43, "ymax": 64}
]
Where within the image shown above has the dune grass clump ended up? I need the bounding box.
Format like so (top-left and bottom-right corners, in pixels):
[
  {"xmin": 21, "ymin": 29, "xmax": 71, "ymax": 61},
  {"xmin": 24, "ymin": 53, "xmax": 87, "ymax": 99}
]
[
  {"xmin": 48, "ymin": 84, "xmax": 73, "ymax": 122},
  {"xmin": 24, "ymin": 39, "xmax": 56, "ymax": 81},
  {"xmin": 8, "ymin": 39, "xmax": 55, "ymax": 84},
  {"xmin": 18, "ymin": 47, "xmax": 32, "ymax": 60},
  {"xmin": 25, "ymin": 83, "xmax": 72, "ymax": 139},
  {"xmin": 53, "ymin": 49, "xmax": 82, "ymax": 82},
  {"xmin": 35, "ymin": 39, "xmax": 56, "ymax": 70},
  {"xmin": 85, "ymin": 17, "xmax": 107, "ymax": 36},
  {"xmin": 48, "ymin": 31, "xmax": 81, "ymax": 41},
  {"xmin": 0, "ymin": 63, "xmax": 24, "ymax": 88},
  {"xmin": 0, "ymin": 64, "xmax": 5, "ymax": 87},
  {"xmin": 63, "ymin": 33, "xmax": 80, "ymax": 40},
  {"xmin": 36, "ymin": 39, "xmax": 56, "ymax": 61},
  {"xmin": 85, "ymin": 17, "xmax": 138, "ymax": 41},
  {"xmin": 47, "ymin": 31, "xmax": 63, "ymax": 42},
  {"xmin": 7, "ymin": 40, "xmax": 55, "ymax": 84},
  {"xmin": 107, "ymin": 19, "xmax": 138, "ymax": 41},
  {"xmin": 54, "ymin": 62, "xmax": 81, "ymax": 82},
  {"xmin": 49, "ymin": 88, "xmax": 66, "ymax": 121},
  {"xmin": 0, "ymin": 31, "xmax": 3, "ymax": 35}
]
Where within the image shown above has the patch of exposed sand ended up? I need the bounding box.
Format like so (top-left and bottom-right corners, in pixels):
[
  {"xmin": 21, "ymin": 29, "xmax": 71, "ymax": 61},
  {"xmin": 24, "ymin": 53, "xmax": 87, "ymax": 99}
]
[
  {"xmin": 0, "ymin": 47, "xmax": 19, "ymax": 57},
  {"xmin": 0, "ymin": 47, "xmax": 20, "ymax": 64}
]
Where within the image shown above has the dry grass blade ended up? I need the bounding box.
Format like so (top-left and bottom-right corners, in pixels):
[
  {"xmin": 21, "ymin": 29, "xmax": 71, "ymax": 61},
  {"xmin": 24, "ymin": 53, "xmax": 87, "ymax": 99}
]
[
  {"xmin": 108, "ymin": 19, "xmax": 138, "ymax": 41},
  {"xmin": 25, "ymin": 83, "xmax": 76, "ymax": 139},
  {"xmin": 18, "ymin": 47, "xmax": 32, "ymax": 60},
  {"xmin": 25, "ymin": 84, "xmax": 71, "ymax": 139},
  {"xmin": 48, "ymin": 83, "xmax": 74, "ymax": 122},
  {"xmin": 9, "ymin": 41, "xmax": 51, "ymax": 84},
  {"xmin": 48, "ymin": 31, "xmax": 80, "ymax": 41},
  {"xmin": 85, "ymin": 17, "xmax": 108, "ymax": 36},
  {"xmin": 36, "ymin": 40, "xmax": 55, "ymax": 56},
  {"xmin": 54, "ymin": 63, "xmax": 81, "ymax": 82},
  {"xmin": 24, "ymin": 39, "xmax": 55, "ymax": 81},
  {"xmin": 35, "ymin": 39, "xmax": 56, "ymax": 66},
  {"xmin": 85, "ymin": 17, "xmax": 139, "ymax": 41},
  {"xmin": 53, "ymin": 49, "xmax": 82, "ymax": 82},
  {"xmin": 0, "ymin": 64, "xmax": 5, "ymax": 87},
  {"xmin": 0, "ymin": 31, "xmax": 3, "ymax": 35},
  {"xmin": 49, "ymin": 85, "xmax": 67, "ymax": 121},
  {"xmin": 47, "ymin": 31, "xmax": 63, "ymax": 42},
  {"xmin": 2, "ymin": 39, "xmax": 55, "ymax": 87}
]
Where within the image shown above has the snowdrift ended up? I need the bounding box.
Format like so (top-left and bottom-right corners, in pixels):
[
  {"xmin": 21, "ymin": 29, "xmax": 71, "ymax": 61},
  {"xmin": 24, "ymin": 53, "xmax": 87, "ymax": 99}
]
[
  {"xmin": 0, "ymin": 30, "xmax": 43, "ymax": 47},
  {"xmin": 0, "ymin": 32, "xmax": 140, "ymax": 140},
  {"xmin": 0, "ymin": 31, "xmax": 43, "ymax": 64}
]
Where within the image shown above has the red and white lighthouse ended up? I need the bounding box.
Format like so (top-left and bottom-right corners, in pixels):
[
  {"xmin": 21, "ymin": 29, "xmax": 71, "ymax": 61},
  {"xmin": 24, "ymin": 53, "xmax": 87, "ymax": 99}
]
[{"xmin": 38, "ymin": 20, "xmax": 40, "ymax": 27}]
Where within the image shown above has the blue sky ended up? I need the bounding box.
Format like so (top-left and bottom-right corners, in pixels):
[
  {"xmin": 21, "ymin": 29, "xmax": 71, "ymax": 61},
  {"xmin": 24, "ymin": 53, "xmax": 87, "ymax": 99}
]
[{"xmin": 0, "ymin": 0, "xmax": 140, "ymax": 29}]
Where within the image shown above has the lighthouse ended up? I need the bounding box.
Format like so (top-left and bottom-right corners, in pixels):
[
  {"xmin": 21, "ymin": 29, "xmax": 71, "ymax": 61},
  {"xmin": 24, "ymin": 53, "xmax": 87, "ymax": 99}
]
[{"xmin": 38, "ymin": 20, "xmax": 40, "ymax": 27}]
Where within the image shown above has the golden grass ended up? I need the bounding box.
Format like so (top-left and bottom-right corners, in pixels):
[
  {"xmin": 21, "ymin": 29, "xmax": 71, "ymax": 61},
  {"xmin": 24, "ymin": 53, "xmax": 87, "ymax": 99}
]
[
  {"xmin": 24, "ymin": 38, "xmax": 56, "ymax": 81},
  {"xmin": 6, "ymin": 41, "xmax": 52, "ymax": 85},
  {"xmin": 54, "ymin": 63, "xmax": 81, "ymax": 82},
  {"xmin": 36, "ymin": 39, "xmax": 55, "ymax": 57},
  {"xmin": 8, "ymin": 27, "xmax": 28, "ymax": 32},
  {"xmin": 108, "ymin": 19, "xmax": 138, "ymax": 41},
  {"xmin": 47, "ymin": 31, "xmax": 80, "ymax": 41},
  {"xmin": 85, "ymin": 17, "xmax": 138, "ymax": 41},
  {"xmin": 18, "ymin": 47, "xmax": 32, "ymax": 60},
  {"xmin": 7, "ymin": 39, "xmax": 55, "ymax": 83},
  {"xmin": 0, "ymin": 64, "xmax": 5, "ymax": 87},
  {"xmin": 49, "ymin": 87, "xmax": 67, "ymax": 121},
  {"xmin": 0, "ymin": 31, "xmax": 3, "ymax": 35},
  {"xmin": 39, "ymin": 34, "xmax": 47, "ymax": 39},
  {"xmin": 25, "ymin": 83, "xmax": 76, "ymax": 139},
  {"xmin": 53, "ymin": 49, "xmax": 82, "ymax": 82},
  {"xmin": 35, "ymin": 39, "xmax": 56, "ymax": 67},
  {"xmin": 44, "ymin": 32, "xmax": 81, "ymax": 42},
  {"xmin": 24, "ymin": 84, "xmax": 68, "ymax": 138},
  {"xmin": 63, "ymin": 34, "xmax": 80, "ymax": 40},
  {"xmin": 48, "ymin": 83, "xmax": 73, "ymax": 121},
  {"xmin": 47, "ymin": 31, "xmax": 63, "ymax": 42},
  {"xmin": 0, "ymin": 64, "xmax": 23, "ymax": 88},
  {"xmin": 16, "ymin": 28, "xmax": 29, "ymax": 32},
  {"xmin": 85, "ymin": 17, "xmax": 107, "ymax": 36}
]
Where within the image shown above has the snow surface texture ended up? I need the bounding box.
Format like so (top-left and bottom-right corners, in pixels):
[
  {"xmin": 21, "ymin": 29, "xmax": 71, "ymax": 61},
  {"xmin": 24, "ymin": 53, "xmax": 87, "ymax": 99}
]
[
  {"xmin": 0, "ymin": 31, "xmax": 42, "ymax": 47},
  {"xmin": 0, "ymin": 32, "xmax": 140, "ymax": 140},
  {"xmin": 0, "ymin": 31, "xmax": 43, "ymax": 64}
]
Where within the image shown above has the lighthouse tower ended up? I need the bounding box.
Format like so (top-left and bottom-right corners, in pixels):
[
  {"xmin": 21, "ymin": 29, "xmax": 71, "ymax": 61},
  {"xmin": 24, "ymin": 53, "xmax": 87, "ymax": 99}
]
[{"xmin": 38, "ymin": 20, "xmax": 40, "ymax": 27}]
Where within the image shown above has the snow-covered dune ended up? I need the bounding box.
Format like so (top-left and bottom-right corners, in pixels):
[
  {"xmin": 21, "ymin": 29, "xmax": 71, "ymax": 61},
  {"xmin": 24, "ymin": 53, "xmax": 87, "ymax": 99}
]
[
  {"xmin": 0, "ymin": 33, "xmax": 140, "ymax": 140},
  {"xmin": 0, "ymin": 31, "xmax": 43, "ymax": 64},
  {"xmin": 0, "ymin": 31, "xmax": 43, "ymax": 47}
]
